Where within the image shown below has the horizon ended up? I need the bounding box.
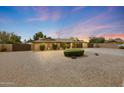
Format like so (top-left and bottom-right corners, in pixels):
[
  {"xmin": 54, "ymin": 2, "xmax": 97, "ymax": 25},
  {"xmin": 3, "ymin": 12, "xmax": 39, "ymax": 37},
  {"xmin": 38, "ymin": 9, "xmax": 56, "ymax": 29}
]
[{"xmin": 0, "ymin": 6, "xmax": 124, "ymax": 42}]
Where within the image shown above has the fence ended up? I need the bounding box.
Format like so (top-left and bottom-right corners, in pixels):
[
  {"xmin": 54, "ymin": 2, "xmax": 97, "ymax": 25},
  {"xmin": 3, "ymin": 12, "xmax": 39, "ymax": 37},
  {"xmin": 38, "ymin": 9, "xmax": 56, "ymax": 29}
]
[
  {"xmin": 0, "ymin": 44, "xmax": 32, "ymax": 52},
  {"xmin": 12, "ymin": 44, "xmax": 31, "ymax": 51},
  {"xmin": 93, "ymin": 43, "xmax": 118, "ymax": 48}
]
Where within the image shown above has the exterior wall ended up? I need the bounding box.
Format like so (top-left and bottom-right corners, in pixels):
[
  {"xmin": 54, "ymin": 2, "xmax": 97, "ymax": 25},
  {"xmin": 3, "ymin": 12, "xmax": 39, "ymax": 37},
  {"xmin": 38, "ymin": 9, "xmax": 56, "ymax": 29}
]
[
  {"xmin": 46, "ymin": 43, "xmax": 52, "ymax": 50},
  {"xmin": 33, "ymin": 42, "xmax": 73, "ymax": 51},
  {"xmin": 0, "ymin": 44, "xmax": 12, "ymax": 51},
  {"xmin": 70, "ymin": 43, "xmax": 73, "ymax": 48},
  {"xmin": 57, "ymin": 43, "xmax": 60, "ymax": 49},
  {"xmin": 32, "ymin": 42, "xmax": 88, "ymax": 51},
  {"xmin": 32, "ymin": 43, "xmax": 44, "ymax": 51},
  {"xmin": 82, "ymin": 43, "xmax": 88, "ymax": 48},
  {"xmin": 87, "ymin": 43, "xmax": 94, "ymax": 48},
  {"xmin": 93, "ymin": 43, "xmax": 118, "ymax": 48},
  {"xmin": 32, "ymin": 42, "xmax": 61, "ymax": 51}
]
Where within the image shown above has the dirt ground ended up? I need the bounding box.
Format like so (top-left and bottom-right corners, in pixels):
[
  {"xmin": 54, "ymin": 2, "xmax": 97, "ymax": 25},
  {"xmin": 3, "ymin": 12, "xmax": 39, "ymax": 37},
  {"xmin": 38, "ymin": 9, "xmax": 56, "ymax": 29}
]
[{"xmin": 0, "ymin": 48, "xmax": 124, "ymax": 87}]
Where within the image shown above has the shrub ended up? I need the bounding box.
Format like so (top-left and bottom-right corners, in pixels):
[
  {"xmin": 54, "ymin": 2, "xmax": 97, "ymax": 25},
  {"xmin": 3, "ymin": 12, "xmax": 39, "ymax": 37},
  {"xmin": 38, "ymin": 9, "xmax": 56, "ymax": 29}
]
[
  {"xmin": 88, "ymin": 43, "xmax": 94, "ymax": 48},
  {"xmin": 64, "ymin": 48, "xmax": 84, "ymax": 57},
  {"xmin": 0, "ymin": 48, "xmax": 7, "ymax": 52},
  {"xmin": 40, "ymin": 44, "xmax": 45, "ymax": 51},
  {"xmin": 89, "ymin": 37, "xmax": 105, "ymax": 43},
  {"xmin": 72, "ymin": 43, "xmax": 77, "ymax": 48},
  {"xmin": 72, "ymin": 43, "xmax": 81, "ymax": 48},
  {"xmin": 52, "ymin": 43, "xmax": 58, "ymax": 50},
  {"xmin": 66, "ymin": 44, "xmax": 70, "ymax": 48},
  {"xmin": 60, "ymin": 43, "xmax": 67, "ymax": 49},
  {"xmin": 119, "ymin": 46, "xmax": 124, "ymax": 49}
]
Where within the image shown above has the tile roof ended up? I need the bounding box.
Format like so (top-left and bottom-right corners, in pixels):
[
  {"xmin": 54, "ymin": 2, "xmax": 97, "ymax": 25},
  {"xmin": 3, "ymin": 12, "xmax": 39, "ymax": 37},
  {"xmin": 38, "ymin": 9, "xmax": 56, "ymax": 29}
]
[{"xmin": 33, "ymin": 38, "xmax": 80, "ymax": 43}]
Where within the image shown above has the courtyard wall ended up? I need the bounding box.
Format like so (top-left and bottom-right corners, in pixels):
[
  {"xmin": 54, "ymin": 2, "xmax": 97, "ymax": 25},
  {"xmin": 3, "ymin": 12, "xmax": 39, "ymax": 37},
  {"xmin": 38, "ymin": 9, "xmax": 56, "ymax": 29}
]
[
  {"xmin": 0, "ymin": 44, "xmax": 12, "ymax": 51},
  {"xmin": 93, "ymin": 43, "xmax": 118, "ymax": 48}
]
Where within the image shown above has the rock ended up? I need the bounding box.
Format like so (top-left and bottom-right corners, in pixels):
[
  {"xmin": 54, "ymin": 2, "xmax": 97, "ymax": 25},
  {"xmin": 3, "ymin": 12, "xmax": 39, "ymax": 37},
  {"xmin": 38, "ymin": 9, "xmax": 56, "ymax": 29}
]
[
  {"xmin": 94, "ymin": 53, "xmax": 99, "ymax": 56},
  {"xmin": 71, "ymin": 56, "xmax": 77, "ymax": 59}
]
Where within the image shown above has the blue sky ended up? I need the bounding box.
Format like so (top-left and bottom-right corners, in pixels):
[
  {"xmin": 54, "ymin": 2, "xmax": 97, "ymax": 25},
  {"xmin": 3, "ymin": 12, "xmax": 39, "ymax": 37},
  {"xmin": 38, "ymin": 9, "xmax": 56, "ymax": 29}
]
[{"xmin": 0, "ymin": 6, "xmax": 124, "ymax": 41}]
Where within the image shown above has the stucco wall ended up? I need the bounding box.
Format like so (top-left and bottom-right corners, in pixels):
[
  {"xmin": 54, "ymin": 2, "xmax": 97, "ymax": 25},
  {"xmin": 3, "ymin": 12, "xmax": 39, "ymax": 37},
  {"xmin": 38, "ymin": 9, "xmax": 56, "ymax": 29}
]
[
  {"xmin": 32, "ymin": 42, "xmax": 88, "ymax": 51},
  {"xmin": 82, "ymin": 43, "xmax": 88, "ymax": 48},
  {"xmin": 33, "ymin": 43, "xmax": 43, "ymax": 51},
  {"xmin": 93, "ymin": 43, "xmax": 118, "ymax": 48},
  {"xmin": 0, "ymin": 44, "xmax": 12, "ymax": 51},
  {"xmin": 33, "ymin": 42, "xmax": 61, "ymax": 51}
]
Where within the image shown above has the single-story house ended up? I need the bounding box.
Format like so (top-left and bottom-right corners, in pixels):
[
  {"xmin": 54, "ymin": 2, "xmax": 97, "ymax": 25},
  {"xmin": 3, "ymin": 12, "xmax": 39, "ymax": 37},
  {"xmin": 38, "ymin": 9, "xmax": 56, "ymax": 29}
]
[
  {"xmin": 106, "ymin": 38, "xmax": 124, "ymax": 43},
  {"xmin": 32, "ymin": 38, "xmax": 88, "ymax": 51}
]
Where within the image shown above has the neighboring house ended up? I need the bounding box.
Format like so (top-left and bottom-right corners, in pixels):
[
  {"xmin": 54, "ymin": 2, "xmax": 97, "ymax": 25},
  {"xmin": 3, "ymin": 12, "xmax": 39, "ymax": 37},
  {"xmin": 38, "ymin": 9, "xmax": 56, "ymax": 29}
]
[
  {"xmin": 118, "ymin": 44, "xmax": 124, "ymax": 47},
  {"xmin": 93, "ymin": 38, "xmax": 124, "ymax": 48},
  {"xmin": 114, "ymin": 38, "xmax": 124, "ymax": 43},
  {"xmin": 32, "ymin": 38, "xmax": 87, "ymax": 51},
  {"xmin": 106, "ymin": 38, "xmax": 124, "ymax": 43}
]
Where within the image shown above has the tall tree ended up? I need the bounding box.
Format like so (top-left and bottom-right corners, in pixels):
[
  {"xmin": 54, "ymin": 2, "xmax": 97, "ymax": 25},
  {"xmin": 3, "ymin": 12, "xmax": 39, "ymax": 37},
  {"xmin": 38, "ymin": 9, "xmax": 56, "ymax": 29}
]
[
  {"xmin": 89, "ymin": 37, "xmax": 105, "ymax": 43},
  {"xmin": 9, "ymin": 33, "xmax": 21, "ymax": 44},
  {"xmin": 0, "ymin": 31, "xmax": 10, "ymax": 43},
  {"xmin": 27, "ymin": 38, "xmax": 33, "ymax": 43},
  {"xmin": 33, "ymin": 32, "xmax": 44, "ymax": 40},
  {"xmin": 70, "ymin": 37, "xmax": 79, "ymax": 41},
  {"xmin": 0, "ymin": 31, "xmax": 21, "ymax": 44}
]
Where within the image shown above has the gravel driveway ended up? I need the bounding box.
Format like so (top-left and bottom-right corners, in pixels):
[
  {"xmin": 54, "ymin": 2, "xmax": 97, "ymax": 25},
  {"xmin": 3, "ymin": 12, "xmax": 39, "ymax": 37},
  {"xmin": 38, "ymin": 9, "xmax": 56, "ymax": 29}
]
[
  {"xmin": 0, "ymin": 48, "xmax": 124, "ymax": 87},
  {"xmin": 84, "ymin": 48, "xmax": 124, "ymax": 56}
]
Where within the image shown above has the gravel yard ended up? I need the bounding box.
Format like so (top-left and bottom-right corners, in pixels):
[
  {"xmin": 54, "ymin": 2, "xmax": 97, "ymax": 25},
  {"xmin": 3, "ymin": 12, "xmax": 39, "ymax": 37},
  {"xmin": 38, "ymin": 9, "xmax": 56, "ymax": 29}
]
[{"xmin": 0, "ymin": 48, "xmax": 124, "ymax": 87}]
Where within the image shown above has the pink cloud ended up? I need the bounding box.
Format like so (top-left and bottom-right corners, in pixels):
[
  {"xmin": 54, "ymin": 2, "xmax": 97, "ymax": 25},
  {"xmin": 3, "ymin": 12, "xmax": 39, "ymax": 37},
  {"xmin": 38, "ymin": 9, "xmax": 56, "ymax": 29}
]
[
  {"xmin": 99, "ymin": 34, "xmax": 124, "ymax": 39},
  {"xmin": 27, "ymin": 7, "xmax": 61, "ymax": 22},
  {"xmin": 79, "ymin": 12, "xmax": 110, "ymax": 26},
  {"xmin": 14, "ymin": 6, "xmax": 32, "ymax": 12},
  {"xmin": 108, "ymin": 6, "xmax": 115, "ymax": 12},
  {"xmin": 71, "ymin": 6, "xmax": 86, "ymax": 12},
  {"xmin": 56, "ymin": 11, "xmax": 121, "ymax": 41},
  {"xmin": 27, "ymin": 6, "xmax": 86, "ymax": 22},
  {"xmin": 27, "ymin": 15, "xmax": 49, "ymax": 21},
  {"xmin": 51, "ymin": 12, "xmax": 61, "ymax": 21},
  {"xmin": 31, "ymin": 6, "xmax": 49, "ymax": 13}
]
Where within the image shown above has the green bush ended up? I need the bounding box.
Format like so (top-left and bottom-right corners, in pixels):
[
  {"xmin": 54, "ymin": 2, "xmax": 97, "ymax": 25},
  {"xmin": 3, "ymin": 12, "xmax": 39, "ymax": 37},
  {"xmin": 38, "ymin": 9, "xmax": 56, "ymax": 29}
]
[
  {"xmin": 64, "ymin": 48, "xmax": 84, "ymax": 57},
  {"xmin": 60, "ymin": 43, "xmax": 67, "ymax": 49},
  {"xmin": 119, "ymin": 46, "xmax": 124, "ymax": 49},
  {"xmin": 40, "ymin": 44, "xmax": 45, "ymax": 51},
  {"xmin": 66, "ymin": 44, "xmax": 70, "ymax": 49},
  {"xmin": 0, "ymin": 48, "xmax": 7, "ymax": 52},
  {"xmin": 72, "ymin": 43, "xmax": 77, "ymax": 48},
  {"xmin": 52, "ymin": 43, "xmax": 58, "ymax": 50}
]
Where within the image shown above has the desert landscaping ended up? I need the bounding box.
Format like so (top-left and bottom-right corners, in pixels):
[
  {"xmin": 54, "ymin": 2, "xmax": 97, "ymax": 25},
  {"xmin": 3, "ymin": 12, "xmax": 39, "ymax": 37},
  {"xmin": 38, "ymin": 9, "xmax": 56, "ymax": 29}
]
[{"xmin": 0, "ymin": 48, "xmax": 124, "ymax": 87}]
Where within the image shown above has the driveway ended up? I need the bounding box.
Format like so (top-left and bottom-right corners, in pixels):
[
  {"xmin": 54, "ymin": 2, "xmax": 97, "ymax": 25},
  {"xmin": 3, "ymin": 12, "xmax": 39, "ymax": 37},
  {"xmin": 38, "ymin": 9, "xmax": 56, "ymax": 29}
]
[
  {"xmin": 0, "ymin": 48, "xmax": 124, "ymax": 87},
  {"xmin": 84, "ymin": 48, "xmax": 124, "ymax": 56}
]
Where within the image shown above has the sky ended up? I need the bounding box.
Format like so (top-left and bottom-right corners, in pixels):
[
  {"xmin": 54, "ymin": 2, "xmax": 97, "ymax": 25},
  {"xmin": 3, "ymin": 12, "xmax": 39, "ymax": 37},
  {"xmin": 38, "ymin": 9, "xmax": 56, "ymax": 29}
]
[{"xmin": 0, "ymin": 6, "xmax": 124, "ymax": 41}]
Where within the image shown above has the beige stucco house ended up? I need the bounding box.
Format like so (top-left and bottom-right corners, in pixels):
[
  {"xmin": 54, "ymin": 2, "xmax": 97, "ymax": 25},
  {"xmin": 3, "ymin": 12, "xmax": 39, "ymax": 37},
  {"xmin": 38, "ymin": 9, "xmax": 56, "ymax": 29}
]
[{"xmin": 32, "ymin": 38, "xmax": 88, "ymax": 51}]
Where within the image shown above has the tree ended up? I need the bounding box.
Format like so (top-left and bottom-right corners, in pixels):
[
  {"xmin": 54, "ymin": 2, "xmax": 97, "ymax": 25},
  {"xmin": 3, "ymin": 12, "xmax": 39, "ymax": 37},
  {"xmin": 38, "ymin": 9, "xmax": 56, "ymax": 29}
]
[
  {"xmin": 44, "ymin": 35, "xmax": 47, "ymax": 38},
  {"xmin": 23, "ymin": 39, "xmax": 27, "ymax": 44},
  {"xmin": 52, "ymin": 43, "xmax": 58, "ymax": 50},
  {"xmin": 33, "ymin": 32, "xmax": 44, "ymax": 40},
  {"xmin": 60, "ymin": 42, "xmax": 67, "ymax": 49},
  {"xmin": 89, "ymin": 37, "xmax": 105, "ymax": 43},
  {"xmin": 0, "ymin": 31, "xmax": 10, "ymax": 43},
  {"xmin": 0, "ymin": 31, "xmax": 21, "ymax": 44},
  {"xmin": 40, "ymin": 44, "xmax": 45, "ymax": 51},
  {"xmin": 27, "ymin": 38, "xmax": 33, "ymax": 43},
  {"xmin": 9, "ymin": 33, "xmax": 21, "ymax": 44},
  {"xmin": 70, "ymin": 37, "xmax": 79, "ymax": 41},
  {"xmin": 27, "ymin": 32, "xmax": 47, "ymax": 42}
]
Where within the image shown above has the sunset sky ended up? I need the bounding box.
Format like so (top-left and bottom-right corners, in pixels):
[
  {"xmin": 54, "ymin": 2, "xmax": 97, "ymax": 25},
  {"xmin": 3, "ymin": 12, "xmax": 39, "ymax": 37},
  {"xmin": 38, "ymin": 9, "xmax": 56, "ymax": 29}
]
[{"xmin": 0, "ymin": 6, "xmax": 124, "ymax": 41}]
